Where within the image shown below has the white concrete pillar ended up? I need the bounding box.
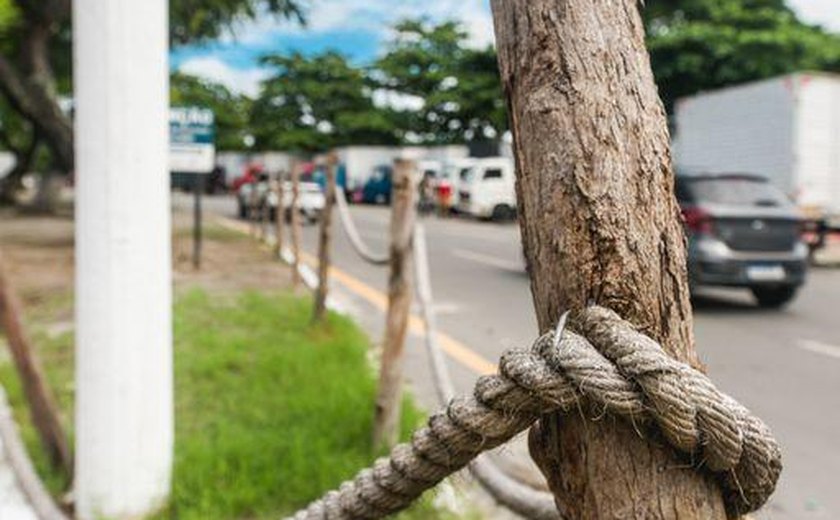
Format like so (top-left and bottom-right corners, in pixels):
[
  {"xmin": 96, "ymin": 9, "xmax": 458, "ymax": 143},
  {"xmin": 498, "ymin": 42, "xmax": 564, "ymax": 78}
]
[{"xmin": 73, "ymin": 1, "xmax": 172, "ymax": 519}]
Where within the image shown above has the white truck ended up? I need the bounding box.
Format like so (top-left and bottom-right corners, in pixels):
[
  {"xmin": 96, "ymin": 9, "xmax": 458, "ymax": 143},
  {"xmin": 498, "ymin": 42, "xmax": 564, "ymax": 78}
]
[
  {"xmin": 673, "ymin": 72, "xmax": 840, "ymax": 222},
  {"xmin": 457, "ymin": 157, "xmax": 517, "ymax": 220}
]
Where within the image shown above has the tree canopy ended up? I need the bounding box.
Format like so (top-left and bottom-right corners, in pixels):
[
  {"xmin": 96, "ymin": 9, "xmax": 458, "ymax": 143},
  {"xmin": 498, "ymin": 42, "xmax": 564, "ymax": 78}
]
[
  {"xmin": 644, "ymin": 0, "xmax": 840, "ymax": 111},
  {"xmin": 0, "ymin": 0, "xmax": 306, "ymax": 183},
  {"xmin": 376, "ymin": 20, "xmax": 506, "ymax": 144},
  {"xmin": 250, "ymin": 51, "xmax": 399, "ymax": 152},
  {"xmin": 171, "ymin": 72, "xmax": 253, "ymax": 151}
]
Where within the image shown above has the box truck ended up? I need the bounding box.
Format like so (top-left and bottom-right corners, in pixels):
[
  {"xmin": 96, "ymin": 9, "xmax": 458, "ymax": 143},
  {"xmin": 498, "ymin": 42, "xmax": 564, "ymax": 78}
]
[{"xmin": 673, "ymin": 72, "xmax": 840, "ymax": 221}]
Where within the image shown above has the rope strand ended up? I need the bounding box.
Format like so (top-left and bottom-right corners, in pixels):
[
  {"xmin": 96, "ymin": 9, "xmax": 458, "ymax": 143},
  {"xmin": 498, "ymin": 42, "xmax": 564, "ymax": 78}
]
[{"xmin": 288, "ymin": 307, "xmax": 781, "ymax": 520}]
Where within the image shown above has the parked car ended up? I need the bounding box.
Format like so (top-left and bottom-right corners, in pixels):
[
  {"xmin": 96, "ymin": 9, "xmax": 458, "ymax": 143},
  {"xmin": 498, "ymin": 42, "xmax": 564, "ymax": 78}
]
[
  {"xmin": 361, "ymin": 165, "xmax": 392, "ymax": 204},
  {"xmin": 457, "ymin": 157, "xmax": 516, "ymax": 221},
  {"xmin": 677, "ymin": 172, "xmax": 809, "ymax": 308},
  {"xmin": 237, "ymin": 177, "xmax": 325, "ymax": 224}
]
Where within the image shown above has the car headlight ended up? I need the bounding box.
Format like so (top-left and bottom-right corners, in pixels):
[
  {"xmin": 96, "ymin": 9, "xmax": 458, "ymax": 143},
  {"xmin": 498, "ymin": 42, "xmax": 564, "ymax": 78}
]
[
  {"xmin": 793, "ymin": 241, "xmax": 809, "ymax": 259},
  {"xmin": 696, "ymin": 237, "xmax": 731, "ymax": 258}
]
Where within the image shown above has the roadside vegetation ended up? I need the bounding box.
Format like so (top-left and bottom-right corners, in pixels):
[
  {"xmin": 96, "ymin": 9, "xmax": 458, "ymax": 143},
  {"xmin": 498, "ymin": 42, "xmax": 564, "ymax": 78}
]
[{"xmin": 0, "ymin": 215, "xmax": 464, "ymax": 519}]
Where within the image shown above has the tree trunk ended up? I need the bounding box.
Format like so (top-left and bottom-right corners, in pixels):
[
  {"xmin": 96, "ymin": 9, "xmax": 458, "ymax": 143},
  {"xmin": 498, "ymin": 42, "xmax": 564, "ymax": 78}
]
[
  {"xmin": 0, "ymin": 250, "xmax": 72, "ymax": 477},
  {"xmin": 313, "ymin": 155, "xmax": 337, "ymax": 322},
  {"xmin": 372, "ymin": 159, "xmax": 416, "ymax": 450},
  {"xmin": 290, "ymin": 163, "xmax": 302, "ymax": 288},
  {"xmin": 0, "ymin": 55, "xmax": 73, "ymax": 173},
  {"xmin": 491, "ymin": 1, "xmax": 727, "ymax": 518}
]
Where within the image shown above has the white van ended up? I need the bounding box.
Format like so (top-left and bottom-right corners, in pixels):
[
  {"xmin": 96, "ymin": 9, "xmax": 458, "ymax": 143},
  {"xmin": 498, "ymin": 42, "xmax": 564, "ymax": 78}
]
[{"xmin": 457, "ymin": 157, "xmax": 517, "ymax": 220}]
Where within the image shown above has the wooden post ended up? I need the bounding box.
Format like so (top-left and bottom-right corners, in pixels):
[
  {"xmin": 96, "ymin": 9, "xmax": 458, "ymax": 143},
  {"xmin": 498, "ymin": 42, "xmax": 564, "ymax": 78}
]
[
  {"xmin": 290, "ymin": 161, "xmax": 302, "ymax": 288},
  {"xmin": 372, "ymin": 159, "xmax": 416, "ymax": 450},
  {"xmin": 313, "ymin": 154, "xmax": 338, "ymax": 322},
  {"xmin": 0, "ymin": 251, "xmax": 72, "ymax": 476},
  {"xmin": 491, "ymin": 1, "xmax": 726, "ymax": 518},
  {"xmin": 273, "ymin": 174, "xmax": 285, "ymax": 257},
  {"xmin": 249, "ymin": 174, "xmax": 260, "ymax": 238}
]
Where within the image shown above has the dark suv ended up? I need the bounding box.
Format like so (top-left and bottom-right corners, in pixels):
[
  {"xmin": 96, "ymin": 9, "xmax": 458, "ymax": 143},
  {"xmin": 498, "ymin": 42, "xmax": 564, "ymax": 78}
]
[{"xmin": 676, "ymin": 173, "xmax": 808, "ymax": 308}]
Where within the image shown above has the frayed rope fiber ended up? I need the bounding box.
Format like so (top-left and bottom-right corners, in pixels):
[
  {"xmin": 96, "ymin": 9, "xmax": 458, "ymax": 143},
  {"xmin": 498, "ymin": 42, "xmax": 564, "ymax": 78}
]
[{"xmin": 288, "ymin": 306, "xmax": 781, "ymax": 520}]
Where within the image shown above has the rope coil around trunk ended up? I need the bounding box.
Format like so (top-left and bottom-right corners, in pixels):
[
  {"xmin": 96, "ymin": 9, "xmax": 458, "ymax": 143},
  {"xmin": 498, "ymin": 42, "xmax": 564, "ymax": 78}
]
[{"xmin": 288, "ymin": 306, "xmax": 781, "ymax": 520}]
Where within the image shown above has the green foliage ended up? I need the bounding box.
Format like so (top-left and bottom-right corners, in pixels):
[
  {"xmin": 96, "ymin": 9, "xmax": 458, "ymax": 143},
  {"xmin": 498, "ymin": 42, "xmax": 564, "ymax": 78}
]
[
  {"xmin": 251, "ymin": 51, "xmax": 400, "ymax": 152},
  {"xmin": 170, "ymin": 0, "xmax": 305, "ymax": 45},
  {"xmin": 376, "ymin": 20, "xmax": 506, "ymax": 144},
  {"xmin": 0, "ymin": 284, "xmax": 445, "ymax": 519},
  {"xmin": 171, "ymin": 72, "xmax": 253, "ymax": 151},
  {"xmin": 645, "ymin": 0, "xmax": 840, "ymax": 111}
]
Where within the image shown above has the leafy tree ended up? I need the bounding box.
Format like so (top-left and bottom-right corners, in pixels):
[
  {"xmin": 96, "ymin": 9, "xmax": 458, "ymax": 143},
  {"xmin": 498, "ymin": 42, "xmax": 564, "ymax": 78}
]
[
  {"xmin": 171, "ymin": 72, "xmax": 253, "ymax": 151},
  {"xmin": 376, "ymin": 20, "xmax": 507, "ymax": 144},
  {"xmin": 0, "ymin": 0, "xmax": 305, "ymax": 181},
  {"xmin": 644, "ymin": 0, "xmax": 840, "ymax": 112},
  {"xmin": 251, "ymin": 51, "xmax": 399, "ymax": 152},
  {"xmin": 0, "ymin": 95, "xmax": 40, "ymax": 202}
]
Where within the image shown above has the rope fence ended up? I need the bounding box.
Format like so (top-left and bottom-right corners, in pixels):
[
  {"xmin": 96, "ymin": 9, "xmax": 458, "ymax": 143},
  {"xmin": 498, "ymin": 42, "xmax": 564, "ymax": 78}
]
[
  {"xmin": 333, "ymin": 190, "xmax": 560, "ymax": 517},
  {"xmin": 335, "ymin": 190, "xmax": 390, "ymax": 266},
  {"xmin": 260, "ymin": 172, "xmax": 780, "ymax": 519},
  {"xmin": 287, "ymin": 306, "xmax": 781, "ymax": 520}
]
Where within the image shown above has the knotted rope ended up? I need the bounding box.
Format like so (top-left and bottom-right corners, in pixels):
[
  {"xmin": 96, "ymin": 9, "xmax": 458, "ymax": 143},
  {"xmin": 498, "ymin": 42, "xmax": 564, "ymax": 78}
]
[{"xmin": 288, "ymin": 306, "xmax": 781, "ymax": 520}]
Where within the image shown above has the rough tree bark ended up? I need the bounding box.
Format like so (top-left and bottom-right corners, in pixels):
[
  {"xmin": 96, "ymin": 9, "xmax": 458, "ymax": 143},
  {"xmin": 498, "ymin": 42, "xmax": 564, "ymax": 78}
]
[
  {"xmin": 372, "ymin": 159, "xmax": 416, "ymax": 450},
  {"xmin": 313, "ymin": 153, "xmax": 338, "ymax": 322},
  {"xmin": 0, "ymin": 250, "xmax": 72, "ymax": 477},
  {"xmin": 491, "ymin": 1, "xmax": 727, "ymax": 518}
]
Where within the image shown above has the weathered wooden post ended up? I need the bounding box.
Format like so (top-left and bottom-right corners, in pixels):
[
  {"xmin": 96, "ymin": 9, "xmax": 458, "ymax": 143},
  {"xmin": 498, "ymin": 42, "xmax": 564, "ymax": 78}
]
[
  {"xmin": 0, "ymin": 251, "xmax": 71, "ymax": 476},
  {"xmin": 491, "ymin": 1, "xmax": 726, "ymax": 518},
  {"xmin": 249, "ymin": 174, "xmax": 260, "ymax": 238},
  {"xmin": 74, "ymin": 0, "xmax": 173, "ymax": 517},
  {"xmin": 273, "ymin": 173, "xmax": 285, "ymax": 256},
  {"xmin": 372, "ymin": 159, "xmax": 416, "ymax": 450},
  {"xmin": 313, "ymin": 153, "xmax": 338, "ymax": 322},
  {"xmin": 290, "ymin": 161, "xmax": 302, "ymax": 288}
]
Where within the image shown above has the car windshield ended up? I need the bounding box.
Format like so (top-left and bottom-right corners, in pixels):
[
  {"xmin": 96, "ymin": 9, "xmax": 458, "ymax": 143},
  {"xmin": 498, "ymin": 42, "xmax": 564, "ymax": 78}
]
[
  {"xmin": 688, "ymin": 177, "xmax": 790, "ymax": 207},
  {"xmin": 460, "ymin": 167, "xmax": 476, "ymax": 183}
]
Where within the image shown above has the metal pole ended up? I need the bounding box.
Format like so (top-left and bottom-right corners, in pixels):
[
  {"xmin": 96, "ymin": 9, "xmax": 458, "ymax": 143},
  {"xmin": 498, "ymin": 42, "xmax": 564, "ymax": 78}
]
[{"xmin": 73, "ymin": 1, "xmax": 173, "ymax": 518}]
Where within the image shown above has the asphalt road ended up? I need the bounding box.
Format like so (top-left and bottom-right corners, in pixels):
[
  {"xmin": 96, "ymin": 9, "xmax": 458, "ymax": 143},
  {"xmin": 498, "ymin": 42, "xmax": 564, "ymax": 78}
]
[{"xmin": 196, "ymin": 194, "xmax": 839, "ymax": 520}]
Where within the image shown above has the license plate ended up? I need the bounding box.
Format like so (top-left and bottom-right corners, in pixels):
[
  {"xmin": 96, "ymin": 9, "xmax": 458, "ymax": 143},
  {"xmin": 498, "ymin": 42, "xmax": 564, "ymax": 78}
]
[{"xmin": 746, "ymin": 265, "xmax": 786, "ymax": 282}]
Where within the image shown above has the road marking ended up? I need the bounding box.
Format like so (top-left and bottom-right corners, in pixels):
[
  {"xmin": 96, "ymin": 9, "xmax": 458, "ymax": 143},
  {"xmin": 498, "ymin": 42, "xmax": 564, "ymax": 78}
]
[
  {"xmin": 797, "ymin": 339, "xmax": 840, "ymax": 360},
  {"xmin": 452, "ymin": 248, "xmax": 523, "ymax": 272},
  {"xmin": 217, "ymin": 216, "xmax": 498, "ymax": 376}
]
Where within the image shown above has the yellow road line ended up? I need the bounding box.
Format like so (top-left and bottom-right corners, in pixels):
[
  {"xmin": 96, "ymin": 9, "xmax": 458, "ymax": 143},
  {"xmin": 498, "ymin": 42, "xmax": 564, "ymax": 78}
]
[{"xmin": 216, "ymin": 216, "xmax": 497, "ymax": 376}]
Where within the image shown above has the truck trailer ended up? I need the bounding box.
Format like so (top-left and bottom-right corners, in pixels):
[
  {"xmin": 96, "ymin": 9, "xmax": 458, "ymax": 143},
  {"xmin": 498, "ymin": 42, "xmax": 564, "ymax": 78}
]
[{"xmin": 673, "ymin": 72, "xmax": 840, "ymax": 220}]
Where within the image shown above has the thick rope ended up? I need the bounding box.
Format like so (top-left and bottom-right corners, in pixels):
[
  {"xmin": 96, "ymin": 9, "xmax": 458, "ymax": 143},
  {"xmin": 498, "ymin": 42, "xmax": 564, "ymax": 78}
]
[
  {"xmin": 288, "ymin": 306, "xmax": 781, "ymax": 520},
  {"xmin": 0, "ymin": 387, "xmax": 69, "ymax": 520},
  {"xmin": 413, "ymin": 223, "xmax": 559, "ymax": 519},
  {"xmin": 335, "ymin": 190, "xmax": 390, "ymax": 266}
]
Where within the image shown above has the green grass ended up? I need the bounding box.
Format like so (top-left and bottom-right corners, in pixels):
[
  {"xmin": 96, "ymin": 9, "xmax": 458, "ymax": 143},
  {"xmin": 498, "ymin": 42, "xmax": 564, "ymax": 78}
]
[{"xmin": 1, "ymin": 288, "xmax": 457, "ymax": 519}]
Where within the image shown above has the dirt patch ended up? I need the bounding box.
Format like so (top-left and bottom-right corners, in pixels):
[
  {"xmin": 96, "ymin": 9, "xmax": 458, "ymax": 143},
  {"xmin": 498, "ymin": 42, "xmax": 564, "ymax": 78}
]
[{"xmin": 0, "ymin": 207, "xmax": 292, "ymax": 327}]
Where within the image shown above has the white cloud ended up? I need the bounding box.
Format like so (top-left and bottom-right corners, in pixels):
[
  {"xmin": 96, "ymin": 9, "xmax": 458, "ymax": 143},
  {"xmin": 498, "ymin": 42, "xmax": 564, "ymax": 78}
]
[
  {"xmin": 178, "ymin": 57, "xmax": 269, "ymax": 97},
  {"xmin": 788, "ymin": 0, "xmax": 840, "ymax": 32},
  {"xmin": 217, "ymin": 0, "xmax": 496, "ymax": 49},
  {"xmin": 372, "ymin": 89, "xmax": 425, "ymax": 111}
]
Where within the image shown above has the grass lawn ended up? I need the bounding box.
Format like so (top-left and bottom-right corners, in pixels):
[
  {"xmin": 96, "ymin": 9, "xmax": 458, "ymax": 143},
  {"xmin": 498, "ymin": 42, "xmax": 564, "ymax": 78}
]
[{"xmin": 0, "ymin": 288, "xmax": 455, "ymax": 518}]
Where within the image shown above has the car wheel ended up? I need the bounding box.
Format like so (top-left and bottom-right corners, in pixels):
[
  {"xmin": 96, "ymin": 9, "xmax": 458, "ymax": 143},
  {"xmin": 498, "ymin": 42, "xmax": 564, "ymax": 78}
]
[
  {"xmin": 375, "ymin": 193, "xmax": 386, "ymax": 205},
  {"xmin": 491, "ymin": 204, "xmax": 515, "ymax": 222},
  {"xmin": 751, "ymin": 286, "xmax": 798, "ymax": 309}
]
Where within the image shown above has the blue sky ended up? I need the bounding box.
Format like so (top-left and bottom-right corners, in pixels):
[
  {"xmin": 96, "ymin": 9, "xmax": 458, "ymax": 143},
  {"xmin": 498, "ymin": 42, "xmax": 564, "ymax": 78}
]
[{"xmin": 171, "ymin": 0, "xmax": 840, "ymax": 97}]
